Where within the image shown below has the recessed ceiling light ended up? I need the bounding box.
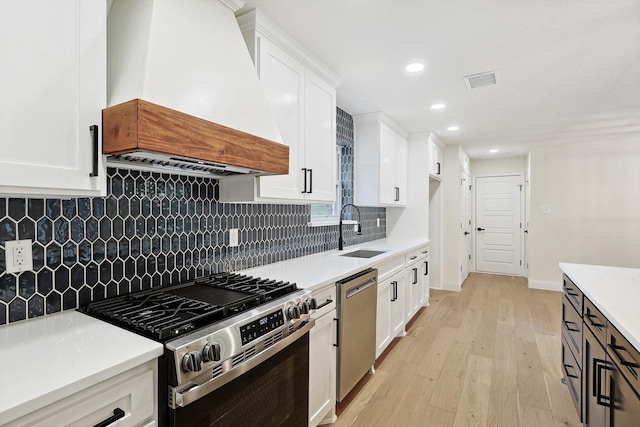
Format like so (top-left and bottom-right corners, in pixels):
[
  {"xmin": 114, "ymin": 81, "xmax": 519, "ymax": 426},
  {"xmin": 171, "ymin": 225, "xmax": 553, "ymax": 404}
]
[
  {"xmin": 405, "ymin": 62, "xmax": 425, "ymax": 73},
  {"xmin": 489, "ymin": 149, "xmax": 499, "ymax": 153},
  {"xmin": 430, "ymin": 103, "xmax": 446, "ymax": 110},
  {"xmin": 447, "ymin": 126, "xmax": 459, "ymax": 131}
]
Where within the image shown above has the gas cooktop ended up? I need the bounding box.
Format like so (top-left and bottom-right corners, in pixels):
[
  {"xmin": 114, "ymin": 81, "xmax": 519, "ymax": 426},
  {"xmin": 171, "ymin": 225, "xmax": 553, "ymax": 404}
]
[{"xmin": 81, "ymin": 273, "xmax": 299, "ymax": 341}]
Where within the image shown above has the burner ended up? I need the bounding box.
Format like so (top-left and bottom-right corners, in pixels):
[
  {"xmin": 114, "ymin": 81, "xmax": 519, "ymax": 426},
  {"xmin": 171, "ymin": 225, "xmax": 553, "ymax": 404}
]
[{"xmin": 82, "ymin": 273, "xmax": 298, "ymax": 341}]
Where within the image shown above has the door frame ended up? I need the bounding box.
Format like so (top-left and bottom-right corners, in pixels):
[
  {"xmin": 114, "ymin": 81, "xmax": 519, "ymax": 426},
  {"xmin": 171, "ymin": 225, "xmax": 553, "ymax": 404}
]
[{"xmin": 472, "ymin": 173, "xmax": 525, "ymax": 276}]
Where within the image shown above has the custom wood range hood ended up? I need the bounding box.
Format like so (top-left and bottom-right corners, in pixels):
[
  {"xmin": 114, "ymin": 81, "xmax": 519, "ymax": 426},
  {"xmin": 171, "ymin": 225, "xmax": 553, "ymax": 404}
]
[
  {"xmin": 103, "ymin": 0, "xmax": 289, "ymax": 178},
  {"xmin": 103, "ymin": 99, "xmax": 289, "ymax": 177}
]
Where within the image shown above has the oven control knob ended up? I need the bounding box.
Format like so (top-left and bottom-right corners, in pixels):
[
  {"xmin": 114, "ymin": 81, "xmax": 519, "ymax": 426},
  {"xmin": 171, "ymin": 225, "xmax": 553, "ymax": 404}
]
[
  {"xmin": 181, "ymin": 351, "xmax": 203, "ymax": 372},
  {"xmin": 306, "ymin": 298, "xmax": 318, "ymax": 310},
  {"xmin": 287, "ymin": 305, "xmax": 301, "ymax": 320},
  {"xmin": 297, "ymin": 301, "xmax": 309, "ymax": 315},
  {"xmin": 202, "ymin": 342, "xmax": 221, "ymax": 362}
]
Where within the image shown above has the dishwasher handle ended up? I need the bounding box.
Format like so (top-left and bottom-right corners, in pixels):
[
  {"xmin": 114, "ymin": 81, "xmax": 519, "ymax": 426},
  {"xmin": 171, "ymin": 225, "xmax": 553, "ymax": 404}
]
[{"xmin": 346, "ymin": 278, "xmax": 377, "ymax": 299}]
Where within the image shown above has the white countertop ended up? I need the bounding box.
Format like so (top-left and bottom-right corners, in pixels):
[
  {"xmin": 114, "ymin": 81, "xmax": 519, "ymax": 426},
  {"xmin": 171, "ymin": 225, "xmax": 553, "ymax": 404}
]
[
  {"xmin": 559, "ymin": 263, "xmax": 640, "ymax": 352},
  {"xmin": 0, "ymin": 311, "xmax": 164, "ymax": 424},
  {"xmin": 240, "ymin": 238, "xmax": 429, "ymax": 291}
]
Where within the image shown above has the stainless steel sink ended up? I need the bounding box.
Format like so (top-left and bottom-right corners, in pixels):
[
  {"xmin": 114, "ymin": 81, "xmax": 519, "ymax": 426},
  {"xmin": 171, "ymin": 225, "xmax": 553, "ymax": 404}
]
[{"xmin": 339, "ymin": 249, "xmax": 387, "ymax": 258}]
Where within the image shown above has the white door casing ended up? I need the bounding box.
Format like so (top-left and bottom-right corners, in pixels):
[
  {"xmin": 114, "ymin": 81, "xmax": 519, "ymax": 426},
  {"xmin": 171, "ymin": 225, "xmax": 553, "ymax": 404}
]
[
  {"xmin": 475, "ymin": 175, "xmax": 523, "ymax": 275},
  {"xmin": 461, "ymin": 170, "xmax": 472, "ymax": 282}
]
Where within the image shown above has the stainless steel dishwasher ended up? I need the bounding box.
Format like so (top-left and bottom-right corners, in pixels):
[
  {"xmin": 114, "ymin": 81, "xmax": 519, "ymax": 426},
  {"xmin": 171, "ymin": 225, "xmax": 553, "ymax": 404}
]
[{"xmin": 335, "ymin": 268, "xmax": 378, "ymax": 402}]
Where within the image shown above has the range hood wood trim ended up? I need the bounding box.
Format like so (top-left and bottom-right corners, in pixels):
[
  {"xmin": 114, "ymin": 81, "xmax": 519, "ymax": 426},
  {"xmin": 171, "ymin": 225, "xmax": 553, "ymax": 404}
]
[{"xmin": 102, "ymin": 99, "xmax": 289, "ymax": 175}]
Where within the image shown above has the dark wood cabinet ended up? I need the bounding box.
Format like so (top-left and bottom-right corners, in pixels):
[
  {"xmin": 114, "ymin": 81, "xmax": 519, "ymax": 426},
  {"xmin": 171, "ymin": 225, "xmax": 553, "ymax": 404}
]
[{"xmin": 562, "ymin": 274, "xmax": 640, "ymax": 427}]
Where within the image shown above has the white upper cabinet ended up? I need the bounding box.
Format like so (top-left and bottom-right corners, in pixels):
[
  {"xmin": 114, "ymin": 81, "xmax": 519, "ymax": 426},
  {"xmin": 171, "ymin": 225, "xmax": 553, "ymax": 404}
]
[
  {"xmin": 429, "ymin": 135, "xmax": 444, "ymax": 180},
  {"xmin": 353, "ymin": 113, "xmax": 408, "ymax": 207},
  {"xmin": 218, "ymin": 10, "xmax": 340, "ymax": 203},
  {"xmin": 0, "ymin": 0, "xmax": 106, "ymax": 197}
]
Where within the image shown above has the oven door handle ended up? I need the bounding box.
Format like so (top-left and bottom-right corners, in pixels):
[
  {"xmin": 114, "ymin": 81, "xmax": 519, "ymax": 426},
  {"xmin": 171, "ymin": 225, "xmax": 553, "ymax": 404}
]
[{"xmin": 171, "ymin": 319, "xmax": 315, "ymax": 409}]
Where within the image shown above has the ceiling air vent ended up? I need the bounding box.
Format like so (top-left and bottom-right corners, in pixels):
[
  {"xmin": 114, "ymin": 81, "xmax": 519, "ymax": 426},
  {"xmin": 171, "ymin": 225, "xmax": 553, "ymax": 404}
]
[{"xmin": 464, "ymin": 71, "xmax": 499, "ymax": 90}]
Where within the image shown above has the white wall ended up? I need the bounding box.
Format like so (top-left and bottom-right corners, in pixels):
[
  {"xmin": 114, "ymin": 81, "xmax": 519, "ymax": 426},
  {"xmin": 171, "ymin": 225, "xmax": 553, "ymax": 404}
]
[
  {"xmin": 528, "ymin": 137, "xmax": 640, "ymax": 289},
  {"xmin": 471, "ymin": 156, "xmax": 528, "ymax": 177}
]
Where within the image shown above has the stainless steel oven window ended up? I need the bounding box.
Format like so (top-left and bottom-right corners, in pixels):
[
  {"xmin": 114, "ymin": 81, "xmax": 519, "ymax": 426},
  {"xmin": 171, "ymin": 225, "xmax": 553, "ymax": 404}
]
[{"xmin": 170, "ymin": 333, "xmax": 310, "ymax": 427}]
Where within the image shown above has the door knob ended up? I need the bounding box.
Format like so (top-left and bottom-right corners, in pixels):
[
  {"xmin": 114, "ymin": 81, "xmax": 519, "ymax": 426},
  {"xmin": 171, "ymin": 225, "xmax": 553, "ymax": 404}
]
[{"xmin": 477, "ymin": 228, "xmax": 485, "ymax": 231}]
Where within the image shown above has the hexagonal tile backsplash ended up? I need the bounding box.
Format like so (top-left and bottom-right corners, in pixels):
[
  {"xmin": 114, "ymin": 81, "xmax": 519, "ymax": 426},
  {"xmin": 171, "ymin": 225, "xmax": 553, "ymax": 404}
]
[{"xmin": 0, "ymin": 167, "xmax": 385, "ymax": 325}]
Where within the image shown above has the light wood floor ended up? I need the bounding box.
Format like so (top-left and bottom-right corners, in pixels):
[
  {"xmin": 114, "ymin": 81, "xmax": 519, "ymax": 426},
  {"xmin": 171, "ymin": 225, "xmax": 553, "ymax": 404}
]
[{"xmin": 332, "ymin": 273, "xmax": 581, "ymax": 427}]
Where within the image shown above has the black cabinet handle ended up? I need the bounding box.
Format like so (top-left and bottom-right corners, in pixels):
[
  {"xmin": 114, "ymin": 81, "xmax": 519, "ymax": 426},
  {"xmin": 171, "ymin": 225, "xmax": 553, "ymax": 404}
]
[
  {"xmin": 89, "ymin": 125, "xmax": 99, "ymax": 177},
  {"xmin": 412, "ymin": 267, "xmax": 418, "ymax": 284},
  {"xmin": 424, "ymin": 261, "xmax": 429, "ymax": 276},
  {"xmin": 308, "ymin": 169, "xmax": 313, "ymax": 194},
  {"xmin": 391, "ymin": 281, "xmax": 397, "ymax": 301},
  {"xmin": 333, "ymin": 318, "xmax": 340, "ymax": 347},
  {"xmin": 563, "ymin": 363, "xmax": 579, "ymax": 379},
  {"xmin": 301, "ymin": 168, "xmax": 308, "ymax": 193},
  {"xmin": 609, "ymin": 343, "xmax": 640, "ymax": 370},
  {"xmin": 93, "ymin": 408, "xmax": 125, "ymax": 427},
  {"xmin": 595, "ymin": 359, "xmax": 612, "ymax": 407},
  {"xmin": 564, "ymin": 321, "xmax": 580, "ymax": 333},
  {"xmin": 436, "ymin": 162, "xmax": 441, "ymax": 175},
  {"xmin": 464, "ymin": 231, "xmax": 470, "ymax": 235},
  {"xmin": 316, "ymin": 298, "xmax": 333, "ymax": 310},
  {"xmin": 477, "ymin": 227, "xmax": 485, "ymax": 231},
  {"xmin": 586, "ymin": 312, "xmax": 605, "ymax": 329}
]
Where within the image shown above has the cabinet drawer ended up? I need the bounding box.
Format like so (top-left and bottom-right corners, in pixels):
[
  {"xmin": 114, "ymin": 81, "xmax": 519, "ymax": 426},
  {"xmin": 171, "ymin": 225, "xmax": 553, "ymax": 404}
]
[
  {"xmin": 583, "ymin": 297, "xmax": 607, "ymax": 345},
  {"xmin": 312, "ymin": 284, "xmax": 336, "ymax": 319},
  {"xmin": 607, "ymin": 324, "xmax": 640, "ymax": 394},
  {"xmin": 7, "ymin": 362, "xmax": 156, "ymax": 427},
  {"xmin": 405, "ymin": 246, "xmax": 429, "ymax": 266},
  {"xmin": 561, "ymin": 333, "xmax": 582, "ymax": 419},
  {"xmin": 562, "ymin": 274, "xmax": 583, "ymax": 314},
  {"xmin": 376, "ymin": 256, "xmax": 405, "ymax": 282},
  {"xmin": 562, "ymin": 294, "xmax": 583, "ymax": 368}
]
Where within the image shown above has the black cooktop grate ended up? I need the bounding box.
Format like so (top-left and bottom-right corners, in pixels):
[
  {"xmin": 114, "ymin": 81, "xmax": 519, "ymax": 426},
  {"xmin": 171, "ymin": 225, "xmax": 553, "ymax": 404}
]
[{"xmin": 81, "ymin": 273, "xmax": 297, "ymax": 341}]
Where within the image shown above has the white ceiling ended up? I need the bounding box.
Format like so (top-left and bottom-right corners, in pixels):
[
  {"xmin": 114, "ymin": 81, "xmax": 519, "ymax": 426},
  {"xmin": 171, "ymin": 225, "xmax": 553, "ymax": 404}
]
[{"xmin": 240, "ymin": 0, "xmax": 640, "ymax": 158}]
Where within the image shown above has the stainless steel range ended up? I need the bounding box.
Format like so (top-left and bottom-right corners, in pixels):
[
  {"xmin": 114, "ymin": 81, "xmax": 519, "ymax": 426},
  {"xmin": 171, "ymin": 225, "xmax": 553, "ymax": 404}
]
[{"xmin": 82, "ymin": 273, "xmax": 316, "ymax": 427}]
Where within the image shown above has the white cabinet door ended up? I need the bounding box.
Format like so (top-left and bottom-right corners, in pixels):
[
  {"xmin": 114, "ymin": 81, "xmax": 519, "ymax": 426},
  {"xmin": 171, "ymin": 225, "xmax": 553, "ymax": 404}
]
[
  {"xmin": 395, "ymin": 134, "xmax": 408, "ymax": 205},
  {"xmin": 376, "ymin": 276, "xmax": 393, "ymax": 358},
  {"xmin": 390, "ymin": 272, "xmax": 406, "ymax": 339},
  {"xmin": 405, "ymin": 263, "xmax": 421, "ymax": 321},
  {"xmin": 429, "ymin": 140, "xmax": 443, "ymax": 179},
  {"xmin": 303, "ymin": 71, "xmax": 336, "ymax": 202},
  {"xmin": 309, "ymin": 310, "xmax": 336, "ymax": 427},
  {"xmin": 255, "ymin": 36, "xmax": 304, "ymax": 200},
  {"xmin": 0, "ymin": 0, "xmax": 106, "ymax": 197},
  {"xmin": 378, "ymin": 123, "xmax": 397, "ymax": 205},
  {"xmin": 421, "ymin": 257, "xmax": 430, "ymax": 307}
]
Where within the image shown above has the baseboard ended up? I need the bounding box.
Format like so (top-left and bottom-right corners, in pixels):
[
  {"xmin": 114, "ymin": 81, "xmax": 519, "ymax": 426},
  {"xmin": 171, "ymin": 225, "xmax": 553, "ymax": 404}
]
[
  {"xmin": 527, "ymin": 279, "xmax": 562, "ymax": 292},
  {"xmin": 442, "ymin": 280, "xmax": 462, "ymax": 292}
]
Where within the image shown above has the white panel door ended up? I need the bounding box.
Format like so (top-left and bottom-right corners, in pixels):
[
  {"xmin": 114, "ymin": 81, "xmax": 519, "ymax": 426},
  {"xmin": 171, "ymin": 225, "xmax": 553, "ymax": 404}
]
[
  {"xmin": 256, "ymin": 36, "xmax": 304, "ymax": 199},
  {"xmin": 303, "ymin": 71, "xmax": 336, "ymax": 202},
  {"xmin": 460, "ymin": 171, "xmax": 471, "ymax": 282},
  {"xmin": 475, "ymin": 175, "xmax": 523, "ymax": 275}
]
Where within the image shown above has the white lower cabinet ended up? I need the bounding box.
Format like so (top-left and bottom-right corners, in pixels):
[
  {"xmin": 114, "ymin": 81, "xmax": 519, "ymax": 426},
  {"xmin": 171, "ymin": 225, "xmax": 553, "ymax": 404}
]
[
  {"xmin": 309, "ymin": 284, "xmax": 337, "ymax": 427},
  {"xmin": 404, "ymin": 245, "xmax": 430, "ymax": 322},
  {"xmin": 374, "ymin": 255, "xmax": 406, "ymax": 358},
  {"xmin": 6, "ymin": 361, "xmax": 157, "ymax": 427}
]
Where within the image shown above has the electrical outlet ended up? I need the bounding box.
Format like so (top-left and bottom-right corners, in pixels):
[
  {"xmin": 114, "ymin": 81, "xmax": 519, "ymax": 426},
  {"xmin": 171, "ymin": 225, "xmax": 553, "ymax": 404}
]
[
  {"xmin": 229, "ymin": 229, "xmax": 239, "ymax": 247},
  {"xmin": 5, "ymin": 239, "xmax": 33, "ymax": 273}
]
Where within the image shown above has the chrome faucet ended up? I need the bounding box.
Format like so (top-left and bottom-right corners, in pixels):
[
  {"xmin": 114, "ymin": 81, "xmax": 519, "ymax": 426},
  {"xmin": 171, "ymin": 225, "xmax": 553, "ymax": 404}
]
[{"xmin": 338, "ymin": 204, "xmax": 362, "ymax": 250}]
